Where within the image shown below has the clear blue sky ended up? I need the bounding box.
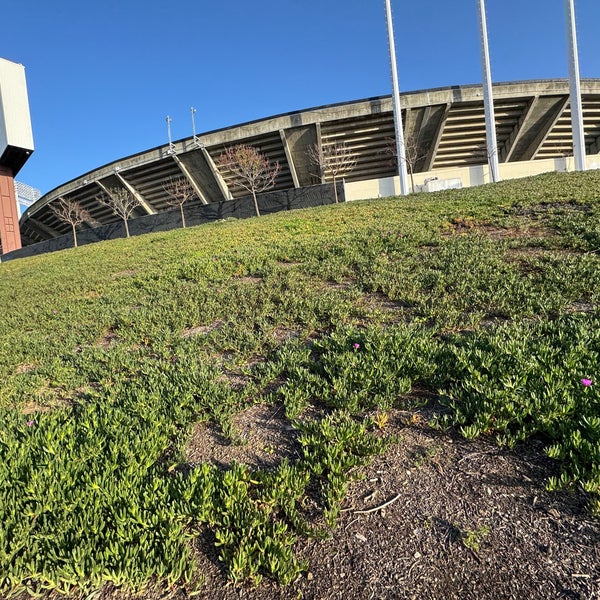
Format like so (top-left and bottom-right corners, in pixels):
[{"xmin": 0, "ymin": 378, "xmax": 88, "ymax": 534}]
[{"xmin": 4, "ymin": 0, "xmax": 599, "ymax": 195}]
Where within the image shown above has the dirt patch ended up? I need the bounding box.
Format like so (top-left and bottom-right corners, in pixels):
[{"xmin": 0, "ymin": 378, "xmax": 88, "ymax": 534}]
[
  {"xmin": 217, "ymin": 355, "xmax": 265, "ymax": 390},
  {"xmin": 185, "ymin": 403, "xmax": 300, "ymax": 470},
  {"xmin": 179, "ymin": 417, "xmax": 600, "ymax": 600},
  {"xmin": 21, "ymin": 393, "xmax": 75, "ymax": 415},
  {"xmin": 182, "ymin": 319, "xmax": 224, "ymax": 339},
  {"xmin": 271, "ymin": 327, "xmax": 300, "ymax": 345},
  {"xmin": 15, "ymin": 363, "xmax": 36, "ymax": 375},
  {"xmin": 361, "ymin": 291, "xmax": 411, "ymax": 312},
  {"xmin": 235, "ymin": 276, "xmax": 263, "ymax": 285},
  {"xmin": 568, "ymin": 301, "xmax": 595, "ymax": 314},
  {"xmin": 324, "ymin": 279, "xmax": 355, "ymax": 291},
  {"xmin": 97, "ymin": 327, "xmax": 119, "ymax": 349}
]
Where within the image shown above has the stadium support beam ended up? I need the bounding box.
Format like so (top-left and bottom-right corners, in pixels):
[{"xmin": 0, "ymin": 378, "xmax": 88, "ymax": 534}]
[
  {"xmin": 384, "ymin": 0, "xmax": 409, "ymax": 196},
  {"xmin": 422, "ymin": 103, "xmax": 451, "ymax": 172},
  {"xmin": 279, "ymin": 130, "xmax": 300, "ymax": 188},
  {"xmin": 171, "ymin": 154, "xmax": 209, "ymax": 204},
  {"xmin": 564, "ymin": 0, "xmax": 586, "ymax": 171},
  {"xmin": 501, "ymin": 97, "xmax": 537, "ymax": 162},
  {"xmin": 531, "ymin": 96, "xmax": 571, "ymax": 160},
  {"xmin": 112, "ymin": 171, "xmax": 157, "ymax": 215},
  {"xmin": 95, "ymin": 179, "xmax": 154, "ymax": 217},
  {"xmin": 201, "ymin": 147, "xmax": 232, "ymax": 200},
  {"xmin": 477, "ymin": 0, "xmax": 500, "ymax": 183}
]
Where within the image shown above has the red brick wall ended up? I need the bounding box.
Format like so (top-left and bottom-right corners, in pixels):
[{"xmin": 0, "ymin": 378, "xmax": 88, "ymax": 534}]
[{"xmin": 0, "ymin": 166, "xmax": 22, "ymax": 254}]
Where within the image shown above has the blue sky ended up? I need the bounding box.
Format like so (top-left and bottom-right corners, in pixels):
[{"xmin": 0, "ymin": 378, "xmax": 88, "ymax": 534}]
[{"xmin": 4, "ymin": 0, "xmax": 599, "ymax": 195}]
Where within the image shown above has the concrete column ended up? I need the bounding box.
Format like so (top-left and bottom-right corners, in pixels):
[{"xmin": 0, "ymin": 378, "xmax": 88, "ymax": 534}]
[{"xmin": 0, "ymin": 166, "xmax": 22, "ymax": 253}]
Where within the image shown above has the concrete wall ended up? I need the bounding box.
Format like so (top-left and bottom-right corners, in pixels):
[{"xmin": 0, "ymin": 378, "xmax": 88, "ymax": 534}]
[{"xmin": 344, "ymin": 155, "xmax": 600, "ymax": 200}]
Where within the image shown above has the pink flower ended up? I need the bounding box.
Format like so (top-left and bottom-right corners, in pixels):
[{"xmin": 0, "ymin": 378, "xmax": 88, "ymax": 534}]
[
  {"xmin": 353, "ymin": 343, "xmax": 360, "ymax": 350},
  {"xmin": 52, "ymin": 310, "xmax": 58, "ymax": 315},
  {"xmin": 581, "ymin": 378, "xmax": 593, "ymax": 387},
  {"xmin": 26, "ymin": 420, "xmax": 34, "ymax": 427}
]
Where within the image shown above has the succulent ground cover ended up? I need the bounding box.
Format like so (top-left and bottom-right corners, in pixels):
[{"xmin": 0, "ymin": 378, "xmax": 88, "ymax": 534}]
[{"xmin": 0, "ymin": 170, "xmax": 599, "ymax": 598}]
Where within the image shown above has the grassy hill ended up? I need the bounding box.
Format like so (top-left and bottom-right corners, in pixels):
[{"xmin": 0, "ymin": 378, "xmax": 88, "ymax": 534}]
[{"xmin": 1, "ymin": 171, "xmax": 599, "ymax": 598}]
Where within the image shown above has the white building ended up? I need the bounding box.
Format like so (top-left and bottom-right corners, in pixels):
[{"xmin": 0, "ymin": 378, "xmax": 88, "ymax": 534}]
[{"xmin": 14, "ymin": 180, "xmax": 41, "ymax": 216}]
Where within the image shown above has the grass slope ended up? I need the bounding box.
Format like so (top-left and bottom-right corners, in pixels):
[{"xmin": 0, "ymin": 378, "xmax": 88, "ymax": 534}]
[{"xmin": 0, "ymin": 171, "xmax": 599, "ymax": 597}]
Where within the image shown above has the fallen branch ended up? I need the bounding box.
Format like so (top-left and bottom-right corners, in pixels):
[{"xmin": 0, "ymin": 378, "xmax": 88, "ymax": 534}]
[{"xmin": 353, "ymin": 493, "xmax": 401, "ymax": 515}]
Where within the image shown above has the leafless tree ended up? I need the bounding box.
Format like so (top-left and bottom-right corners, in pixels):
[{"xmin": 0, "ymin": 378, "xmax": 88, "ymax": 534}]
[
  {"xmin": 307, "ymin": 142, "xmax": 356, "ymax": 204},
  {"xmin": 163, "ymin": 176, "xmax": 196, "ymax": 228},
  {"xmin": 218, "ymin": 144, "xmax": 280, "ymax": 217},
  {"xmin": 49, "ymin": 197, "xmax": 90, "ymax": 248},
  {"xmin": 96, "ymin": 187, "xmax": 141, "ymax": 238},
  {"xmin": 384, "ymin": 135, "xmax": 427, "ymax": 193}
]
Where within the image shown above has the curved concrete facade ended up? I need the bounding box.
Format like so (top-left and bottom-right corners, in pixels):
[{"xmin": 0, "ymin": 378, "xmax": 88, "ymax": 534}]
[{"xmin": 20, "ymin": 79, "xmax": 600, "ymax": 245}]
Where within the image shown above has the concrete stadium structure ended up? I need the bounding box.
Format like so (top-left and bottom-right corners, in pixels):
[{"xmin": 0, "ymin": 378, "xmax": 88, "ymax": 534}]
[{"xmin": 19, "ymin": 78, "xmax": 600, "ymax": 246}]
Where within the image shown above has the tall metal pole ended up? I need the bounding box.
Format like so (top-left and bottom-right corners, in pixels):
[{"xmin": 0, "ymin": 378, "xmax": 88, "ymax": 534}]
[
  {"xmin": 191, "ymin": 107, "xmax": 197, "ymax": 138},
  {"xmin": 384, "ymin": 0, "xmax": 409, "ymax": 196},
  {"xmin": 166, "ymin": 115, "xmax": 176, "ymax": 154},
  {"xmin": 565, "ymin": 0, "xmax": 586, "ymax": 171},
  {"xmin": 477, "ymin": 0, "xmax": 500, "ymax": 183}
]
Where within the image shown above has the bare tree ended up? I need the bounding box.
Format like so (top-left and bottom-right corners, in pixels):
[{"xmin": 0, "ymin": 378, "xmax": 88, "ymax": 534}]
[
  {"xmin": 307, "ymin": 141, "xmax": 356, "ymax": 204},
  {"xmin": 96, "ymin": 187, "xmax": 140, "ymax": 238},
  {"xmin": 384, "ymin": 135, "xmax": 427, "ymax": 193},
  {"xmin": 163, "ymin": 176, "xmax": 196, "ymax": 228},
  {"xmin": 218, "ymin": 144, "xmax": 280, "ymax": 217},
  {"xmin": 49, "ymin": 197, "xmax": 90, "ymax": 248}
]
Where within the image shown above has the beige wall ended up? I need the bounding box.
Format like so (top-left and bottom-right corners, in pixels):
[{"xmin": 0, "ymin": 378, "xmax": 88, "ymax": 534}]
[{"xmin": 344, "ymin": 155, "xmax": 600, "ymax": 201}]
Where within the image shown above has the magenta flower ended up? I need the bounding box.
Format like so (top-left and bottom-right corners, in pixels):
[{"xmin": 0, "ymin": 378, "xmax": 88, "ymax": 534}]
[
  {"xmin": 581, "ymin": 378, "xmax": 593, "ymax": 387},
  {"xmin": 52, "ymin": 310, "xmax": 58, "ymax": 315},
  {"xmin": 26, "ymin": 420, "xmax": 35, "ymax": 427},
  {"xmin": 353, "ymin": 343, "xmax": 360, "ymax": 350}
]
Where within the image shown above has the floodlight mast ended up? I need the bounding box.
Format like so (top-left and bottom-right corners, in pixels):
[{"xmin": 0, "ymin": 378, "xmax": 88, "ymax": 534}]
[
  {"xmin": 166, "ymin": 115, "xmax": 176, "ymax": 154},
  {"xmin": 477, "ymin": 0, "xmax": 500, "ymax": 183},
  {"xmin": 384, "ymin": 0, "xmax": 409, "ymax": 196},
  {"xmin": 191, "ymin": 107, "xmax": 204, "ymax": 149},
  {"xmin": 565, "ymin": 0, "xmax": 586, "ymax": 171}
]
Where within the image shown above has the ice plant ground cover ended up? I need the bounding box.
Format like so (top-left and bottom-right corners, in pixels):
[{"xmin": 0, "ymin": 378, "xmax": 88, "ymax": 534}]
[{"xmin": 0, "ymin": 170, "xmax": 599, "ymax": 596}]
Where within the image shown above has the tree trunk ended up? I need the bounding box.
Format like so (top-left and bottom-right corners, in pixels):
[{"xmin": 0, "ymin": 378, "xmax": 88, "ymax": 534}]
[
  {"xmin": 252, "ymin": 190, "xmax": 261, "ymax": 217},
  {"xmin": 124, "ymin": 218, "xmax": 130, "ymax": 238},
  {"xmin": 180, "ymin": 205, "xmax": 186, "ymax": 229},
  {"xmin": 71, "ymin": 224, "xmax": 78, "ymax": 248},
  {"xmin": 333, "ymin": 175, "xmax": 339, "ymax": 204}
]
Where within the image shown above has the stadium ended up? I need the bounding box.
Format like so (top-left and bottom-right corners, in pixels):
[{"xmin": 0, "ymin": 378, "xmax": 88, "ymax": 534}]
[{"xmin": 18, "ymin": 78, "xmax": 600, "ymax": 248}]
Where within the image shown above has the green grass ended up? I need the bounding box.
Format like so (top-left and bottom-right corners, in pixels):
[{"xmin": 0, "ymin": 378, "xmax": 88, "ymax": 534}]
[{"xmin": 1, "ymin": 170, "xmax": 600, "ymax": 596}]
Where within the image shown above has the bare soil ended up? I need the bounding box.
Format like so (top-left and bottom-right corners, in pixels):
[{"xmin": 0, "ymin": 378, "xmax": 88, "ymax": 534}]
[{"xmin": 95, "ymin": 409, "xmax": 599, "ymax": 600}]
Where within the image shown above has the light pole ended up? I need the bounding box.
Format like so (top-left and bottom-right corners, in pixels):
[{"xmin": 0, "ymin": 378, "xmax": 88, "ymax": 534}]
[
  {"xmin": 477, "ymin": 0, "xmax": 500, "ymax": 183},
  {"xmin": 565, "ymin": 0, "xmax": 586, "ymax": 171},
  {"xmin": 384, "ymin": 0, "xmax": 409, "ymax": 196},
  {"xmin": 166, "ymin": 115, "xmax": 176, "ymax": 154}
]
